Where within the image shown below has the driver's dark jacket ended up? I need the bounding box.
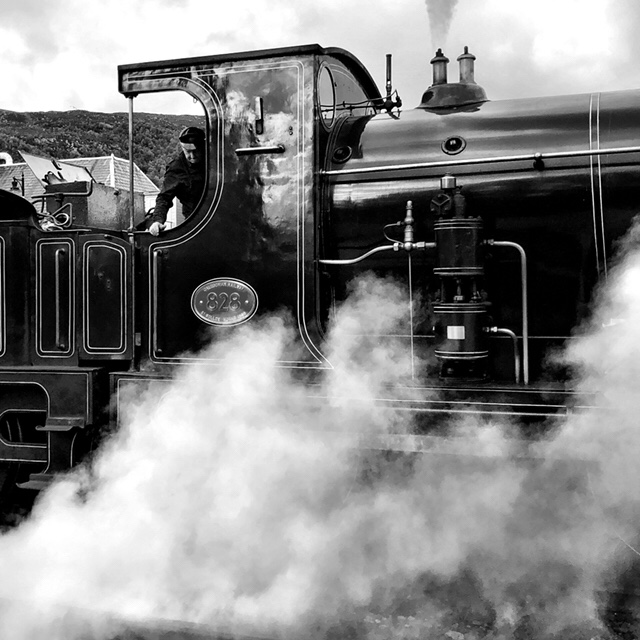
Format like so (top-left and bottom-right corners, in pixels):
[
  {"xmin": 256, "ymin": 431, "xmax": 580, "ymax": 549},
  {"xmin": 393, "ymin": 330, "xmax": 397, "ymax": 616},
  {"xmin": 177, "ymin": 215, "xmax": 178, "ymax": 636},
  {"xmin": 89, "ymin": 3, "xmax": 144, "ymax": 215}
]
[{"xmin": 150, "ymin": 153, "xmax": 205, "ymax": 224}]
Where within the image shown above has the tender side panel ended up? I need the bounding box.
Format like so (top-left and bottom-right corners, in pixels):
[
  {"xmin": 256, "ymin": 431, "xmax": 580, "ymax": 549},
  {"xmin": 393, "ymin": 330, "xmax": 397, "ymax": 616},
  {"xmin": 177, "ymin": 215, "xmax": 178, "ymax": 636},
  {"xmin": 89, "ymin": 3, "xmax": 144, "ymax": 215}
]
[
  {"xmin": 34, "ymin": 237, "xmax": 76, "ymax": 362},
  {"xmin": 0, "ymin": 235, "xmax": 4, "ymax": 359},
  {"xmin": 80, "ymin": 235, "xmax": 133, "ymax": 360},
  {"xmin": 0, "ymin": 227, "xmax": 30, "ymax": 366},
  {"xmin": 0, "ymin": 369, "xmax": 103, "ymax": 426}
]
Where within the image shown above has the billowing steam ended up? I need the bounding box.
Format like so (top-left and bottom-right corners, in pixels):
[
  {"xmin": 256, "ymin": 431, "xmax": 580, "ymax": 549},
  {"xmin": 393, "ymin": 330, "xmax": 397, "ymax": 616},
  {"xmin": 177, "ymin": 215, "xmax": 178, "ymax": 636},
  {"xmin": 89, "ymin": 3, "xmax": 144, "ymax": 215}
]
[
  {"xmin": 425, "ymin": 0, "xmax": 459, "ymax": 48},
  {"xmin": 0, "ymin": 242, "xmax": 639, "ymax": 639}
]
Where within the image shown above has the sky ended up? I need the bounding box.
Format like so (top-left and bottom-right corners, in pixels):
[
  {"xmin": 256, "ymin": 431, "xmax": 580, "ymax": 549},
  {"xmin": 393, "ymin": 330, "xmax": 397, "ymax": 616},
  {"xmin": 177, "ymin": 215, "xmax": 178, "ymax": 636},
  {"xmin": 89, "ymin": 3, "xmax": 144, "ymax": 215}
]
[{"xmin": 1, "ymin": 0, "xmax": 640, "ymax": 114}]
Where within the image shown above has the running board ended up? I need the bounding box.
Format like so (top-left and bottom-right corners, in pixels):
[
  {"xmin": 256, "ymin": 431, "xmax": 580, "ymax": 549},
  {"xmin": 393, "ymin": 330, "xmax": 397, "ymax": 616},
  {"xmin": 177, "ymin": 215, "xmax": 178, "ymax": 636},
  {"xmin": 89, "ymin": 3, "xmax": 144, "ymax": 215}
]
[
  {"xmin": 36, "ymin": 417, "xmax": 86, "ymax": 431},
  {"xmin": 17, "ymin": 473, "xmax": 55, "ymax": 491},
  {"xmin": 17, "ymin": 421, "xmax": 83, "ymax": 490}
]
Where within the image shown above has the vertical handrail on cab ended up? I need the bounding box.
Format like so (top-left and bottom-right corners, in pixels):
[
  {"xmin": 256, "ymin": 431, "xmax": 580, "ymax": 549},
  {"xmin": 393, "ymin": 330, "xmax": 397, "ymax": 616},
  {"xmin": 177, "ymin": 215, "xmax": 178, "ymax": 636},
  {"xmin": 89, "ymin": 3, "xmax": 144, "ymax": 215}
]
[
  {"xmin": 128, "ymin": 96, "xmax": 135, "ymax": 231},
  {"xmin": 152, "ymin": 249, "xmax": 161, "ymax": 357},
  {"xmin": 54, "ymin": 248, "xmax": 66, "ymax": 350},
  {"xmin": 127, "ymin": 95, "xmax": 138, "ymax": 370}
]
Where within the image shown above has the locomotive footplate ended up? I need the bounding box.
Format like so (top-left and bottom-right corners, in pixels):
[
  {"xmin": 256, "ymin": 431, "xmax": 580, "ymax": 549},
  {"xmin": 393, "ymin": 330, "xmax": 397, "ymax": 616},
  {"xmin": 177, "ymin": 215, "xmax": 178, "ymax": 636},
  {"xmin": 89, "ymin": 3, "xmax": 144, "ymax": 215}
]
[
  {"xmin": 387, "ymin": 382, "xmax": 594, "ymax": 420},
  {"xmin": 304, "ymin": 381, "xmax": 593, "ymax": 421}
]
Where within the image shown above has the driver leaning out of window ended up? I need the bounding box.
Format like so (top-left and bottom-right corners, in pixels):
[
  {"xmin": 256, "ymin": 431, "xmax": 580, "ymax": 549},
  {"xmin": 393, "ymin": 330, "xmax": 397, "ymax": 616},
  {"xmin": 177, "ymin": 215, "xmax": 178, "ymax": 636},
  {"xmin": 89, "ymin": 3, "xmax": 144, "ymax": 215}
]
[{"xmin": 148, "ymin": 126, "xmax": 206, "ymax": 236}]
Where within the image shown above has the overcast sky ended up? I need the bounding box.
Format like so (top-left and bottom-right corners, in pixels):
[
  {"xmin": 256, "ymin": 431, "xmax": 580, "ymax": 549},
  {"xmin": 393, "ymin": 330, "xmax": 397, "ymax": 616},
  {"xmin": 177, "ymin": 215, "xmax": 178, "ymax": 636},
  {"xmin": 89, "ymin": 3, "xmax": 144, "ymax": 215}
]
[{"xmin": 1, "ymin": 0, "xmax": 639, "ymax": 114}]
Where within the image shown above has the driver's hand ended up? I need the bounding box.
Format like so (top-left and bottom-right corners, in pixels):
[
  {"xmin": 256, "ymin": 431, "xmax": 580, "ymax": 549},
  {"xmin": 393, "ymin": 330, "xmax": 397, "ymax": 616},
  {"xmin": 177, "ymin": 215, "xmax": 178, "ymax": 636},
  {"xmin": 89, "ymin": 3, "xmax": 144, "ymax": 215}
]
[{"xmin": 148, "ymin": 221, "xmax": 166, "ymax": 236}]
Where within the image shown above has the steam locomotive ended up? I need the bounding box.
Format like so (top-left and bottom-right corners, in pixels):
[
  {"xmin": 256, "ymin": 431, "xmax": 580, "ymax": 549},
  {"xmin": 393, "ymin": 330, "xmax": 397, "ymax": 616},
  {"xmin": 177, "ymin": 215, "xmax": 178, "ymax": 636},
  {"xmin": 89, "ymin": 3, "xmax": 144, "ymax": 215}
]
[{"xmin": 1, "ymin": 41, "xmax": 639, "ymax": 500}]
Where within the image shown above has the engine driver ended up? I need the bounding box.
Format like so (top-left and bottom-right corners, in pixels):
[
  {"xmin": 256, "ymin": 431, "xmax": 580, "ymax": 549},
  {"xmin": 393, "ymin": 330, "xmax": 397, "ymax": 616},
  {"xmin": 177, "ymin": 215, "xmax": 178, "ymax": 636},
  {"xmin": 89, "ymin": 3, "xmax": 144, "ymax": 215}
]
[{"xmin": 148, "ymin": 126, "xmax": 206, "ymax": 236}]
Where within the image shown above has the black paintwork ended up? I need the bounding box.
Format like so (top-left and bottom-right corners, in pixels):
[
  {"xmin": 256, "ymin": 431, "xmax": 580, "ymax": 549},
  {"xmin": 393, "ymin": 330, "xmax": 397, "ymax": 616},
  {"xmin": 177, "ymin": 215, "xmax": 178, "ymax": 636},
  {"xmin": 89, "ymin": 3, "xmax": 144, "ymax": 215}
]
[{"xmin": 0, "ymin": 43, "xmax": 638, "ymax": 492}]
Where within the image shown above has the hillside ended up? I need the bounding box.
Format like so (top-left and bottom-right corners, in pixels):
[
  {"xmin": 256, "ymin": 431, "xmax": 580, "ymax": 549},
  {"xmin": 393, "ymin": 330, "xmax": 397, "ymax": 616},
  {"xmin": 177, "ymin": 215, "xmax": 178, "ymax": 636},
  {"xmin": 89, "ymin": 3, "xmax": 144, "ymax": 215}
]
[{"xmin": 0, "ymin": 109, "xmax": 205, "ymax": 187}]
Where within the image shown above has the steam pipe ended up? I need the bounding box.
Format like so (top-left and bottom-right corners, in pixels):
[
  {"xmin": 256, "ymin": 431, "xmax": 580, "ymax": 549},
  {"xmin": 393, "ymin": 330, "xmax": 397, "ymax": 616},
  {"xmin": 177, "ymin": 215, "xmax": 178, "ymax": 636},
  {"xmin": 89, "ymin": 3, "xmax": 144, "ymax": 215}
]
[
  {"xmin": 321, "ymin": 203, "xmax": 435, "ymax": 265},
  {"xmin": 319, "ymin": 245, "xmax": 397, "ymax": 265},
  {"xmin": 322, "ymin": 145, "xmax": 640, "ymax": 177},
  {"xmin": 487, "ymin": 240, "xmax": 529, "ymax": 385},
  {"xmin": 403, "ymin": 200, "xmax": 414, "ymax": 243},
  {"xmin": 31, "ymin": 182, "xmax": 94, "ymax": 229},
  {"xmin": 486, "ymin": 326, "xmax": 521, "ymax": 384},
  {"xmin": 319, "ymin": 241, "xmax": 436, "ymax": 265},
  {"xmin": 386, "ymin": 54, "xmax": 393, "ymax": 98}
]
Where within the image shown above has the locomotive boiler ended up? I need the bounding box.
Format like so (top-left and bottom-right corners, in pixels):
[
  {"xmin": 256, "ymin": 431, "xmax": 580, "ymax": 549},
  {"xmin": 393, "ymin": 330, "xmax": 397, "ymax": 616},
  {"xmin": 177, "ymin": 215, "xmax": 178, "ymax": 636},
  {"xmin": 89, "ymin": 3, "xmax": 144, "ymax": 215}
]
[{"xmin": 0, "ymin": 41, "xmax": 640, "ymax": 500}]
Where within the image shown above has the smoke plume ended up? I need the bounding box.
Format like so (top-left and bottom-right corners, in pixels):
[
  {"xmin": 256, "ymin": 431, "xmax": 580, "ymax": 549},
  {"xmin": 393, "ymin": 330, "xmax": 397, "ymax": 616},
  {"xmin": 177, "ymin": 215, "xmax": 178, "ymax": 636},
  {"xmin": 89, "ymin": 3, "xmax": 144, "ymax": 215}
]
[{"xmin": 425, "ymin": 0, "xmax": 459, "ymax": 48}]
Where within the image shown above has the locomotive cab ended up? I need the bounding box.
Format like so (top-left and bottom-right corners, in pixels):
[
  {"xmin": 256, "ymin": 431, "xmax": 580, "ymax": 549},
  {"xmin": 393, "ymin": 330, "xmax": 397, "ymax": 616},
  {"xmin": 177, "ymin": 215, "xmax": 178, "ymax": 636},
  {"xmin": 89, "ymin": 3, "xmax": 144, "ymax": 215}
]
[{"xmin": 118, "ymin": 44, "xmax": 381, "ymax": 367}]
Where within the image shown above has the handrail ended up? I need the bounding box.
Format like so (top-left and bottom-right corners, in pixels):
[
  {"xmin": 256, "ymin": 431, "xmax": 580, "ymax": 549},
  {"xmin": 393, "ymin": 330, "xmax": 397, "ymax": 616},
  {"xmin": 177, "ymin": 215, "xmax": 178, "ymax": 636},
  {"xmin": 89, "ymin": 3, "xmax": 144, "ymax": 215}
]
[
  {"xmin": 488, "ymin": 240, "xmax": 529, "ymax": 385},
  {"xmin": 128, "ymin": 95, "xmax": 135, "ymax": 231},
  {"xmin": 31, "ymin": 181, "xmax": 93, "ymax": 201},
  {"xmin": 54, "ymin": 248, "xmax": 66, "ymax": 350},
  {"xmin": 236, "ymin": 144, "xmax": 285, "ymax": 156},
  {"xmin": 152, "ymin": 249, "xmax": 161, "ymax": 356},
  {"xmin": 322, "ymin": 145, "xmax": 640, "ymax": 177}
]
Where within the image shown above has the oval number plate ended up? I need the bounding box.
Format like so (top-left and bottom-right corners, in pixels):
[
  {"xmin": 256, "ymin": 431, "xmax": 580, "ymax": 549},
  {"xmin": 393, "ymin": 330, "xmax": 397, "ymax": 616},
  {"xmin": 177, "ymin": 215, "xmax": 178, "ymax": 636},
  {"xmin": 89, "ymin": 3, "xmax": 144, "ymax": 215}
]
[{"xmin": 191, "ymin": 278, "xmax": 259, "ymax": 326}]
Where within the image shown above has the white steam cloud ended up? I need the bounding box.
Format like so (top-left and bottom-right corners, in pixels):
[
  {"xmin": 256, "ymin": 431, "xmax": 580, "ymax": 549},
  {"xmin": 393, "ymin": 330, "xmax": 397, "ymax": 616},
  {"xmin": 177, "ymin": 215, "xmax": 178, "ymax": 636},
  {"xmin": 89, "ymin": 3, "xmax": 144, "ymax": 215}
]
[{"xmin": 0, "ymin": 247, "xmax": 639, "ymax": 639}]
